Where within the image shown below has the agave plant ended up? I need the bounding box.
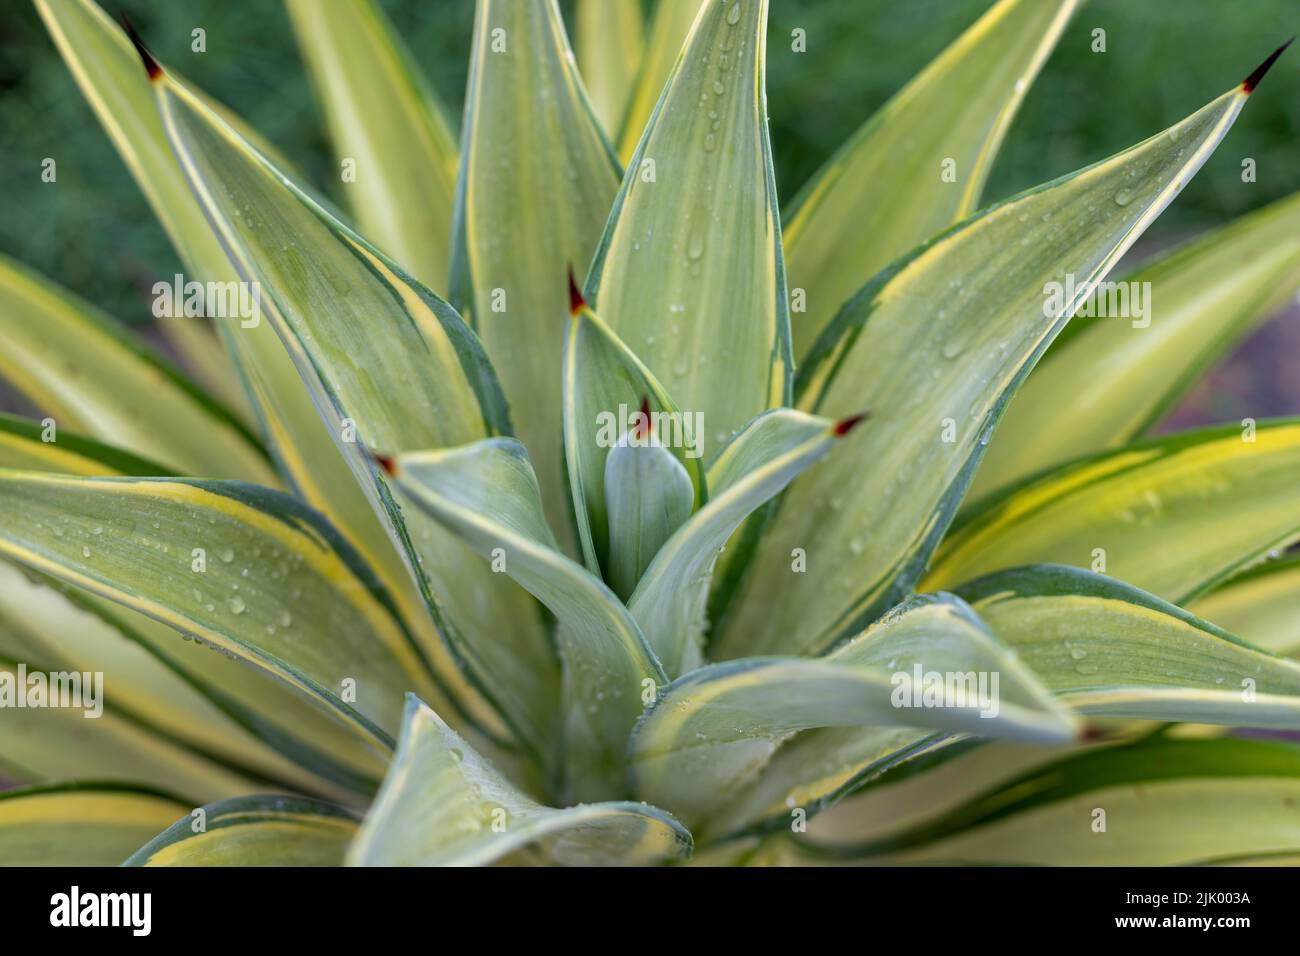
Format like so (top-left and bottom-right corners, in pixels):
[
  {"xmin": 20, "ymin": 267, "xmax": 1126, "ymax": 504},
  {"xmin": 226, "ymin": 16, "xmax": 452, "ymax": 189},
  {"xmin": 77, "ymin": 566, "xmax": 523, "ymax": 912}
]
[{"xmin": 2, "ymin": 0, "xmax": 1299, "ymax": 867}]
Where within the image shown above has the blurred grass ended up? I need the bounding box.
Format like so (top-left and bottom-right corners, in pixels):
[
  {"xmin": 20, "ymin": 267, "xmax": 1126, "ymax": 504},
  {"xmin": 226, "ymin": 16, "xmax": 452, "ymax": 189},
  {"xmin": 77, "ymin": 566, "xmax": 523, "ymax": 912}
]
[{"xmin": 0, "ymin": 0, "xmax": 1296, "ymax": 326}]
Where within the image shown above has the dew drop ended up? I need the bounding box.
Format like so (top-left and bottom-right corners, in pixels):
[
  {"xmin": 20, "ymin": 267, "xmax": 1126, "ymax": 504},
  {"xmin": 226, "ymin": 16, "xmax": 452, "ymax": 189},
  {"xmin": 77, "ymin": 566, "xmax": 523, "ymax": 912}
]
[
  {"xmin": 686, "ymin": 230, "xmax": 706, "ymax": 261},
  {"xmin": 227, "ymin": 595, "xmax": 246, "ymax": 615},
  {"xmin": 726, "ymin": 2, "xmax": 742, "ymax": 25}
]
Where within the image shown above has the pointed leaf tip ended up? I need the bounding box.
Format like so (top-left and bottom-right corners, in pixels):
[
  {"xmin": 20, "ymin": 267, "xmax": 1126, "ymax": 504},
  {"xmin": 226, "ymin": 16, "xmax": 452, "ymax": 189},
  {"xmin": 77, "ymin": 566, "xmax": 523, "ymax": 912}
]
[
  {"xmin": 1242, "ymin": 37, "xmax": 1294, "ymax": 93},
  {"xmin": 1080, "ymin": 723, "xmax": 1123, "ymax": 743},
  {"xmin": 634, "ymin": 395, "xmax": 652, "ymax": 439},
  {"xmin": 119, "ymin": 14, "xmax": 162, "ymax": 81},
  {"xmin": 833, "ymin": 412, "xmax": 870, "ymax": 437},
  {"xmin": 567, "ymin": 266, "xmax": 586, "ymax": 316}
]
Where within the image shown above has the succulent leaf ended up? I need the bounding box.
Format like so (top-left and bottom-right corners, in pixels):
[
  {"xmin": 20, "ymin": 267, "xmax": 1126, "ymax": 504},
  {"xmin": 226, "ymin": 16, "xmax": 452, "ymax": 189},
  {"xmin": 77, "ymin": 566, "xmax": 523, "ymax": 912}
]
[
  {"xmin": 973, "ymin": 189, "xmax": 1300, "ymax": 499},
  {"xmin": 0, "ymin": 561, "xmax": 382, "ymax": 800},
  {"xmin": 347, "ymin": 696, "xmax": 691, "ymax": 865},
  {"xmin": 0, "ymin": 471, "xmax": 435, "ymax": 751},
  {"xmin": 576, "ymin": 0, "xmax": 646, "ymax": 137},
  {"xmin": 0, "ymin": 255, "xmax": 272, "ymax": 483},
  {"xmin": 453, "ymin": 0, "xmax": 623, "ymax": 550},
  {"xmin": 630, "ymin": 592, "xmax": 1076, "ymax": 830},
  {"xmin": 286, "ymin": 0, "xmax": 460, "ymax": 289},
  {"xmin": 1189, "ymin": 554, "xmax": 1300, "ymax": 657},
  {"xmin": 797, "ymin": 735, "xmax": 1300, "ymax": 865},
  {"xmin": 563, "ymin": 292, "xmax": 704, "ymax": 577},
  {"xmin": 0, "ymin": 784, "xmax": 190, "ymax": 867},
  {"xmin": 958, "ymin": 564, "xmax": 1300, "ymax": 726},
  {"xmin": 604, "ymin": 440, "xmax": 695, "ymax": 602},
  {"xmin": 153, "ymin": 60, "xmax": 563, "ymax": 762},
  {"xmin": 928, "ymin": 420, "xmax": 1300, "ymax": 603},
  {"xmin": 36, "ymin": 0, "xmax": 492, "ymax": 746},
  {"xmin": 719, "ymin": 77, "xmax": 1257, "ymax": 661},
  {"xmin": 125, "ymin": 795, "xmax": 359, "ymax": 866},
  {"xmin": 32, "ymin": 0, "xmax": 291, "ymax": 418},
  {"xmin": 0, "ymin": 412, "xmax": 171, "ymax": 476},
  {"xmin": 632, "ymin": 408, "xmax": 855, "ymax": 678},
  {"xmin": 0, "ymin": 650, "xmax": 266, "ymax": 805},
  {"xmin": 617, "ymin": 0, "xmax": 704, "ymax": 162},
  {"xmin": 784, "ymin": 0, "xmax": 1081, "ymax": 361},
  {"xmin": 0, "ymin": 416, "xmax": 390, "ymax": 796},
  {"xmin": 391, "ymin": 439, "xmax": 663, "ymax": 799},
  {"xmin": 590, "ymin": 0, "xmax": 791, "ymax": 464},
  {"xmin": 720, "ymin": 563, "xmax": 1300, "ymax": 839}
]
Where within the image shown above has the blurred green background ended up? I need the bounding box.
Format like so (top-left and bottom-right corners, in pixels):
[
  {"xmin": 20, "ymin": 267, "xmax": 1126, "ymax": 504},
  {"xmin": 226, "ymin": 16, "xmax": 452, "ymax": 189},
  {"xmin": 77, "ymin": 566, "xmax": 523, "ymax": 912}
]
[{"xmin": 0, "ymin": 0, "xmax": 1297, "ymax": 422}]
